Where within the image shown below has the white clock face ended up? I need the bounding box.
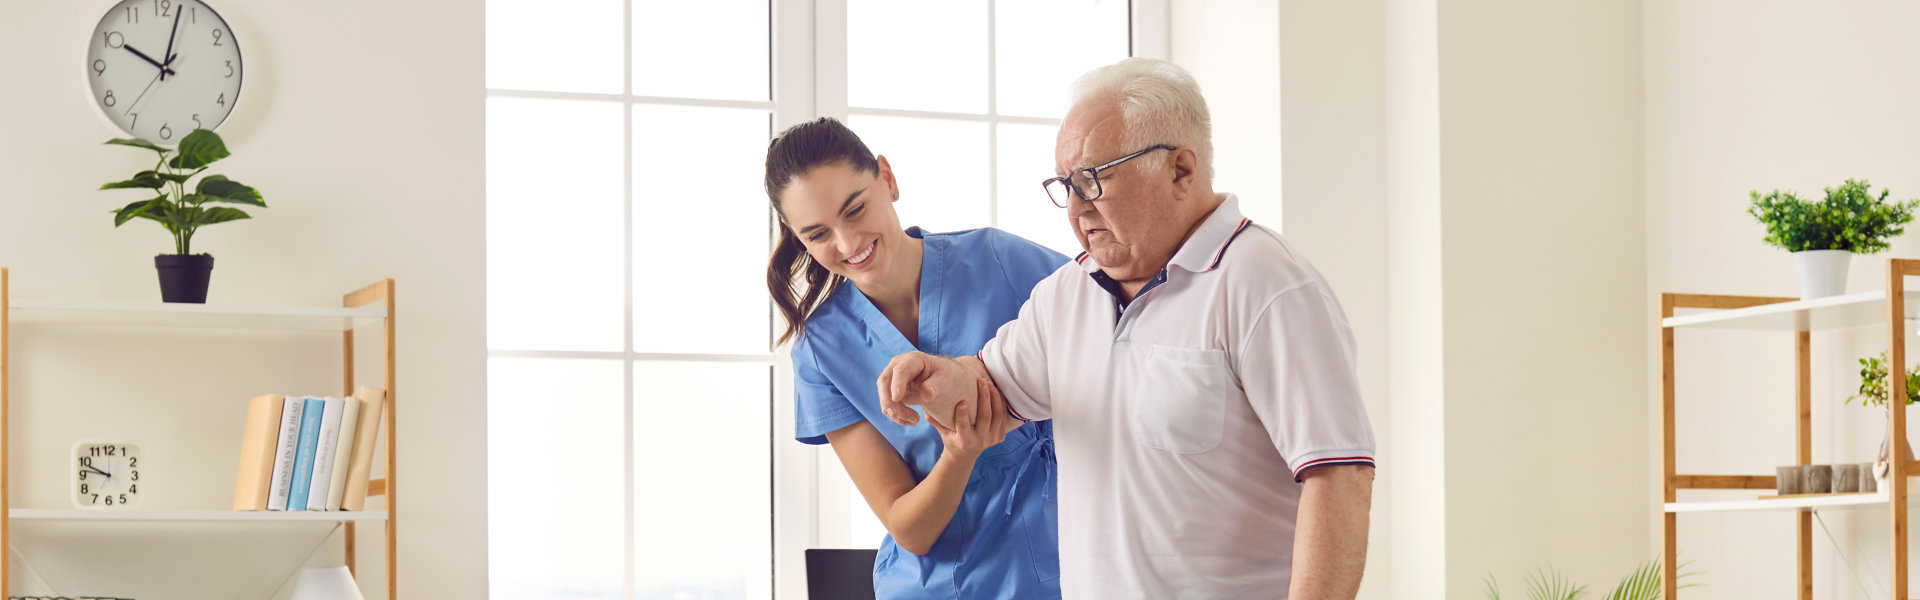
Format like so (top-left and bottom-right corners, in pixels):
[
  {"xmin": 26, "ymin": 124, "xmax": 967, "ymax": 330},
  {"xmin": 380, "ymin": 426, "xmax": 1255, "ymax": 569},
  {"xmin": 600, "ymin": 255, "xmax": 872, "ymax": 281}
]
[
  {"xmin": 85, "ymin": 0, "xmax": 243, "ymax": 146},
  {"xmin": 73, "ymin": 442, "xmax": 143, "ymax": 508}
]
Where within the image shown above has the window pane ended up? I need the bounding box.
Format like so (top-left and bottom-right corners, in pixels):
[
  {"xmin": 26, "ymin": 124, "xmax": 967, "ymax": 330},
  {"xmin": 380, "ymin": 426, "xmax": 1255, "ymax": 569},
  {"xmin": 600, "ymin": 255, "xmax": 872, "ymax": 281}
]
[
  {"xmin": 488, "ymin": 97, "xmax": 626, "ymax": 352},
  {"xmin": 631, "ymin": 105, "xmax": 772, "ymax": 355},
  {"xmin": 996, "ymin": 122, "xmax": 1083, "ymax": 255},
  {"xmin": 995, "ymin": 0, "xmax": 1131, "ymax": 118},
  {"xmin": 633, "ymin": 361, "xmax": 771, "ymax": 599},
  {"xmin": 849, "ymin": 481, "xmax": 887, "ymax": 548},
  {"xmin": 846, "ymin": 115, "xmax": 991, "ymax": 234},
  {"xmin": 489, "ymin": 357, "xmax": 626, "ymax": 599},
  {"xmin": 634, "ymin": 0, "xmax": 770, "ymax": 101},
  {"xmin": 848, "ymin": 0, "xmax": 987, "ymax": 113},
  {"xmin": 486, "ymin": 0, "xmax": 624, "ymax": 94}
]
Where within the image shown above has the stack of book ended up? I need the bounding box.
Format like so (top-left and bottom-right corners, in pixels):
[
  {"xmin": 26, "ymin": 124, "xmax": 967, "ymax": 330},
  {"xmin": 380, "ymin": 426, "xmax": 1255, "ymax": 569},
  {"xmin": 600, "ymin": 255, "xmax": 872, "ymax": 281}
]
[{"xmin": 231, "ymin": 386, "xmax": 387, "ymax": 512}]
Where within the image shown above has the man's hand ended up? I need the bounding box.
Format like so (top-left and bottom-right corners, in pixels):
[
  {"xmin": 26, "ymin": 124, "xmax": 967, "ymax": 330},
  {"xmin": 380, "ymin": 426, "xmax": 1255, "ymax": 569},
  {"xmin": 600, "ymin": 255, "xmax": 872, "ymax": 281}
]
[{"xmin": 875, "ymin": 351, "xmax": 979, "ymax": 428}]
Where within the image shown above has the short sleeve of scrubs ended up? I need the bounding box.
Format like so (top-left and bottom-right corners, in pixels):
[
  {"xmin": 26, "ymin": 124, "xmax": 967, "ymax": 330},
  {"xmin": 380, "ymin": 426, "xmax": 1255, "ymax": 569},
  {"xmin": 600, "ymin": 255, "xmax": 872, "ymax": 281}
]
[
  {"xmin": 793, "ymin": 339, "xmax": 865, "ymax": 445},
  {"xmin": 986, "ymin": 229, "xmax": 1070, "ymax": 303}
]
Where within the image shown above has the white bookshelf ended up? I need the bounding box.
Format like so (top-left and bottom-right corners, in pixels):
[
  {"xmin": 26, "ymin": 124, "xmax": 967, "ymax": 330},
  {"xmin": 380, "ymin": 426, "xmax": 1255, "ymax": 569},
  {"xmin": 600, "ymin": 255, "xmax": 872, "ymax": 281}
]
[
  {"xmin": 7, "ymin": 298, "xmax": 387, "ymax": 332},
  {"xmin": 9, "ymin": 509, "xmax": 389, "ymax": 522},
  {"xmin": 1665, "ymin": 492, "xmax": 1892, "ymax": 514},
  {"xmin": 0, "ymin": 270, "xmax": 402, "ymax": 599},
  {"xmin": 1661, "ymin": 290, "xmax": 1920, "ymax": 332}
]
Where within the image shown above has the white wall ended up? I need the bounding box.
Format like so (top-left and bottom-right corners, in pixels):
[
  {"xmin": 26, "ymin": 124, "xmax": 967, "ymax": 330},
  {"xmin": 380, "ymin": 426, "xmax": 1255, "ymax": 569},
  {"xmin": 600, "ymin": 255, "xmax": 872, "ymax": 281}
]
[
  {"xmin": 1646, "ymin": 2, "xmax": 1920, "ymax": 597},
  {"xmin": 0, "ymin": 0, "xmax": 484, "ymax": 598},
  {"xmin": 1383, "ymin": 0, "xmax": 1655, "ymax": 596},
  {"xmin": 1384, "ymin": 0, "xmax": 1447, "ymax": 595}
]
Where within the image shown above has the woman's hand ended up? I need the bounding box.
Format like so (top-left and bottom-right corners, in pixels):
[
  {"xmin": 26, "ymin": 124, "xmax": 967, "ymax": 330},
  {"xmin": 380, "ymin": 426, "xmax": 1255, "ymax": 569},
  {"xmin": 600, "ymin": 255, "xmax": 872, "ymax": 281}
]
[{"xmin": 931, "ymin": 378, "xmax": 1008, "ymax": 459}]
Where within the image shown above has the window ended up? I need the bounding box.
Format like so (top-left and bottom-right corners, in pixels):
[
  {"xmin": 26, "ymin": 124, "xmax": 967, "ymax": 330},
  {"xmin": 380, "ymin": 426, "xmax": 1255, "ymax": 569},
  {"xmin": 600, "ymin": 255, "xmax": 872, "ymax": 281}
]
[
  {"xmin": 487, "ymin": 0, "xmax": 1140, "ymax": 596},
  {"xmin": 485, "ymin": 0, "xmax": 774, "ymax": 598}
]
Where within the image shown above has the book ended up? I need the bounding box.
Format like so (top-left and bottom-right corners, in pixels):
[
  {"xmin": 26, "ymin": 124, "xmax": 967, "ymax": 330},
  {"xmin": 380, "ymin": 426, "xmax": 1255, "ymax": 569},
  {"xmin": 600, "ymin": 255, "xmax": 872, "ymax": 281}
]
[
  {"xmin": 285, "ymin": 396, "xmax": 327, "ymax": 512},
  {"xmin": 305, "ymin": 396, "xmax": 347, "ymax": 511},
  {"xmin": 340, "ymin": 386, "xmax": 388, "ymax": 512},
  {"xmin": 232, "ymin": 394, "xmax": 285, "ymax": 511},
  {"xmin": 266, "ymin": 395, "xmax": 307, "ymax": 511},
  {"xmin": 324, "ymin": 396, "xmax": 363, "ymax": 511}
]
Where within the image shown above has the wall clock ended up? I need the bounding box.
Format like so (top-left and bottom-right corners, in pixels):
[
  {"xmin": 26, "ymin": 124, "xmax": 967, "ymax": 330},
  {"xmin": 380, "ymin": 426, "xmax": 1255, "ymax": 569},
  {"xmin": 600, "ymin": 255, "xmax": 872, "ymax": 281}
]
[{"xmin": 85, "ymin": 0, "xmax": 244, "ymax": 146}]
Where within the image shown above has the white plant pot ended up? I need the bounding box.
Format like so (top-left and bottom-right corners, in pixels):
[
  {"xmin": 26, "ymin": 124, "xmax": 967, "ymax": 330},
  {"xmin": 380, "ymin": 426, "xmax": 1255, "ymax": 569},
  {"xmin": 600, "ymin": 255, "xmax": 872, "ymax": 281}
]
[{"xmin": 1793, "ymin": 249, "xmax": 1852, "ymax": 298}]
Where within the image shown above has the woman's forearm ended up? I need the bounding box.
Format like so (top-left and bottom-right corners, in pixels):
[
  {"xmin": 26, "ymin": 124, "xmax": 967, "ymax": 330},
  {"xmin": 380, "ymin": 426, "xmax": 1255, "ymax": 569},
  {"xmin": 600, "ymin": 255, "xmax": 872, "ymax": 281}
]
[{"xmin": 884, "ymin": 450, "xmax": 979, "ymax": 555}]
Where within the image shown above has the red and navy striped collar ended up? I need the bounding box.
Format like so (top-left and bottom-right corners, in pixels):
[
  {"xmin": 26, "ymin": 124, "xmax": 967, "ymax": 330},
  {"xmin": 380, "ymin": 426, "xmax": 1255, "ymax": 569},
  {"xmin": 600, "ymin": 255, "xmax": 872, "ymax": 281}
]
[{"xmin": 1074, "ymin": 193, "xmax": 1253, "ymax": 274}]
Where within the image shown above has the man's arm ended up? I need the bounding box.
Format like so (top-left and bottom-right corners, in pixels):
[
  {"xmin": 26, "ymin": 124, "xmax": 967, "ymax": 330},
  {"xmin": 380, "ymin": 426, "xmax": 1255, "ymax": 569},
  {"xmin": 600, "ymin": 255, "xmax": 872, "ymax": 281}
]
[
  {"xmin": 875, "ymin": 352, "xmax": 993, "ymax": 428},
  {"xmin": 1287, "ymin": 464, "xmax": 1374, "ymax": 599}
]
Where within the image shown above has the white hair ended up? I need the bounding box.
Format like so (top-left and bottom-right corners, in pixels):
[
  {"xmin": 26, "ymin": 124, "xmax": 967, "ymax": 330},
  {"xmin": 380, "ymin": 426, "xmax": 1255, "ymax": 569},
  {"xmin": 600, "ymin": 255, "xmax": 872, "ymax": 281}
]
[{"xmin": 1067, "ymin": 57, "xmax": 1213, "ymax": 179}]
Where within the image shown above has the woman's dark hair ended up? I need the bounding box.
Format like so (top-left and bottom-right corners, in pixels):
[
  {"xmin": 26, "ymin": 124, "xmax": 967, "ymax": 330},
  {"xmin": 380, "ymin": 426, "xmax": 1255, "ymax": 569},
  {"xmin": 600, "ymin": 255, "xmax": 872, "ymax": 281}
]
[{"xmin": 765, "ymin": 117, "xmax": 880, "ymax": 346}]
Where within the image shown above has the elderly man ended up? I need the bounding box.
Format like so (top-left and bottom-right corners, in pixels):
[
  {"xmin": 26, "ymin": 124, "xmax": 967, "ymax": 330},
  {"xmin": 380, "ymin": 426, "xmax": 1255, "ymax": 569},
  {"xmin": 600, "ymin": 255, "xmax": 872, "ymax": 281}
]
[{"xmin": 875, "ymin": 57, "xmax": 1376, "ymax": 599}]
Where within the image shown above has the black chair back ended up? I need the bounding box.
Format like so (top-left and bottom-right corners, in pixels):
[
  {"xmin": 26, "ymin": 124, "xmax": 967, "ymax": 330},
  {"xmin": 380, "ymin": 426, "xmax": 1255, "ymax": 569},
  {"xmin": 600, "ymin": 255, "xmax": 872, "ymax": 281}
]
[{"xmin": 804, "ymin": 548, "xmax": 878, "ymax": 600}]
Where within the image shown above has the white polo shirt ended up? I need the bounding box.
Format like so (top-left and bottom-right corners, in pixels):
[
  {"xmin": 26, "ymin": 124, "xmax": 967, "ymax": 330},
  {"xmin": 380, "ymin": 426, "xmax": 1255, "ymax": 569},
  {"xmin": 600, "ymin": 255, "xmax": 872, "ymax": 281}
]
[{"xmin": 980, "ymin": 194, "xmax": 1376, "ymax": 599}]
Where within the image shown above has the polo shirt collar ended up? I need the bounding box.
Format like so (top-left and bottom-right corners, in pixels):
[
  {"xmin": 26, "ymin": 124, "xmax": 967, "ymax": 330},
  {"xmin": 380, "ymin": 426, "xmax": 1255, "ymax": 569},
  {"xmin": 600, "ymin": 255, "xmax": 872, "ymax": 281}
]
[{"xmin": 1072, "ymin": 193, "xmax": 1252, "ymax": 275}]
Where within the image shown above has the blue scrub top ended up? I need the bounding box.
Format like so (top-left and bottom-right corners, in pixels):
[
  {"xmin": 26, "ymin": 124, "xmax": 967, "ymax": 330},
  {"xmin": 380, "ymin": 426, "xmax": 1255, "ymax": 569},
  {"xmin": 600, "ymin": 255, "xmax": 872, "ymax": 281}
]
[{"xmin": 793, "ymin": 227, "xmax": 1069, "ymax": 600}]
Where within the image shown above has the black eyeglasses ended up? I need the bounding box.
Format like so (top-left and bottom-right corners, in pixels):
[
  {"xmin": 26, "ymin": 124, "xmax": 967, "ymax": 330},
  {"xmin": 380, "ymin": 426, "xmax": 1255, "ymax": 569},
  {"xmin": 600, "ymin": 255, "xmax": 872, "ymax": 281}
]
[{"xmin": 1041, "ymin": 144, "xmax": 1177, "ymax": 208}]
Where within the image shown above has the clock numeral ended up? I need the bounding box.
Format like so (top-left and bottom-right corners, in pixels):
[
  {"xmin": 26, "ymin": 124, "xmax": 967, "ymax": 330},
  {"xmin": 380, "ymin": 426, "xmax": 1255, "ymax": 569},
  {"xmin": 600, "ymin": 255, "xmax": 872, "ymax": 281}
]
[
  {"xmin": 129, "ymin": 484, "xmax": 138, "ymax": 494},
  {"xmin": 192, "ymin": 114, "xmax": 202, "ymax": 129},
  {"xmin": 125, "ymin": 6, "xmax": 138, "ymax": 24},
  {"xmin": 103, "ymin": 31, "xmax": 124, "ymax": 50},
  {"xmin": 119, "ymin": 494, "xmax": 129, "ymax": 505},
  {"xmin": 191, "ymin": 7, "xmax": 197, "ymax": 24},
  {"xmin": 80, "ymin": 484, "xmax": 89, "ymax": 495},
  {"xmin": 130, "ymin": 457, "xmax": 138, "ymax": 468},
  {"xmin": 78, "ymin": 471, "xmax": 87, "ymax": 481},
  {"xmin": 79, "ymin": 457, "xmax": 92, "ymax": 467},
  {"xmin": 153, "ymin": 0, "xmax": 172, "ymax": 17},
  {"xmin": 105, "ymin": 495, "xmax": 115, "ymax": 506},
  {"xmin": 131, "ymin": 471, "xmax": 140, "ymax": 481},
  {"xmin": 212, "ymin": 29, "xmax": 224, "ymax": 46},
  {"xmin": 129, "ymin": 113, "xmax": 138, "ymax": 128},
  {"xmin": 225, "ymin": 60, "xmax": 235, "ymax": 78},
  {"xmin": 217, "ymin": 93, "xmax": 226, "ymax": 107},
  {"xmin": 91, "ymin": 494, "xmax": 99, "ymax": 505},
  {"xmin": 102, "ymin": 91, "xmax": 116, "ymax": 108},
  {"xmin": 159, "ymin": 124, "xmax": 172, "ymax": 140},
  {"xmin": 92, "ymin": 59, "xmax": 106, "ymax": 77},
  {"xmin": 105, "ymin": 445, "xmax": 117, "ymax": 457}
]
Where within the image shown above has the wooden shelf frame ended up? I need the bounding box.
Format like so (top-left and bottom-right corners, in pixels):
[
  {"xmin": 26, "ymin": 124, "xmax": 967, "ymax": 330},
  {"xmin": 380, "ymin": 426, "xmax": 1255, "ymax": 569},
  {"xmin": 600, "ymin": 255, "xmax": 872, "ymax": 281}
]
[
  {"xmin": 1660, "ymin": 258, "xmax": 1920, "ymax": 599},
  {"xmin": 0, "ymin": 269, "xmax": 399, "ymax": 598}
]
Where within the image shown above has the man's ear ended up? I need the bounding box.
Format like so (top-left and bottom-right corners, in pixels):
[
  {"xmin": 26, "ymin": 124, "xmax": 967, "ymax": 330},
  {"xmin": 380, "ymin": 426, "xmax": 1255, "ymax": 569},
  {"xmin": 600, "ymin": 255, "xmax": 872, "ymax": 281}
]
[
  {"xmin": 1169, "ymin": 146, "xmax": 1199, "ymax": 195},
  {"xmin": 877, "ymin": 154, "xmax": 902, "ymax": 201}
]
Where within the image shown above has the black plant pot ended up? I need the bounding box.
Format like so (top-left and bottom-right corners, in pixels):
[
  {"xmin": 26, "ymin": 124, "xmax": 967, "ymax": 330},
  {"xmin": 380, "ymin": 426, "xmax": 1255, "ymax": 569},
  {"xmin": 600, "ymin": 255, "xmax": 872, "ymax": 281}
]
[{"xmin": 155, "ymin": 254, "xmax": 214, "ymax": 303}]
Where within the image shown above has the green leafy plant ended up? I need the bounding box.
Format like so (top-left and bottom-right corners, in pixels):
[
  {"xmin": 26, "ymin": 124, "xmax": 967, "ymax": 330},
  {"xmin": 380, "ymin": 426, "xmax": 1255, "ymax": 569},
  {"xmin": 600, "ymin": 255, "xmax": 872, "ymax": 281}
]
[
  {"xmin": 1747, "ymin": 179, "xmax": 1920, "ymax": 253},
  {"xmin": 97, "ymin": 129, "xmax": 265, "ymax": 256},
  {"xmin": 1850, "ymin": 350, "xmax": 1920, "ymax": 408},
  {"xmin": 1484, "ymin": 558, "xmax": 1699, "ymax": 600}
]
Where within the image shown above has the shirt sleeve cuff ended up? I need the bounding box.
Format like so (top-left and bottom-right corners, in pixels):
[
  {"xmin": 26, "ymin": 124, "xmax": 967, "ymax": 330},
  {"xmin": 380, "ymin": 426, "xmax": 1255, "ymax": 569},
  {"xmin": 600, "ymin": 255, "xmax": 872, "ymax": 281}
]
[
  {"xmin": 1290, "ymin": 449, "xmax": 1376, "ymax": 483},
  {"xmin": 977, "ymin": 350, "xmax": 1031, "ymax": 422}
]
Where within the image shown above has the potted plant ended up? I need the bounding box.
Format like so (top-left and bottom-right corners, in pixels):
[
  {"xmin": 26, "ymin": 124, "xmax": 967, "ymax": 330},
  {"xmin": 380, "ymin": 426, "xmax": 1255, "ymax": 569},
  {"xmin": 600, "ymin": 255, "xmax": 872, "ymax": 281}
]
[
  {"xmin": 1851, "ymin": 350, "xmax": 1920, "ymax": 490},
  {"xmin": 97, "ymin": 129, "xmax": 265, "ymax": 303},
  {"xmin": 1481, "ymin": 556, "xmax": 1698, "ymax": 600},
  {"xmin": 1748, "ymin": 179, "xmax": 1919, "ymax": 298}
]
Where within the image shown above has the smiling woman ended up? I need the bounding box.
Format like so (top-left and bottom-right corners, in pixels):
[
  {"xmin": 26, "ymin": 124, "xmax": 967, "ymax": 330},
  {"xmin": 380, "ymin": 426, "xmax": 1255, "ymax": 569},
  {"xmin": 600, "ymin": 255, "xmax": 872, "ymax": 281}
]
[{"xmin": 764, "ymin": 117, "xmax": 1071, "ymax": 599}]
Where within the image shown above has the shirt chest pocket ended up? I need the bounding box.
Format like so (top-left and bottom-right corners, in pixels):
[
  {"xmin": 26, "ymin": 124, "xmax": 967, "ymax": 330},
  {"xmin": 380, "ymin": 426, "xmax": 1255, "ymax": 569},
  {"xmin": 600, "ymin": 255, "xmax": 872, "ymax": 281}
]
[{"xmin": 1129, "ymin": 344, "xmax": 1231, "ymax": 454}]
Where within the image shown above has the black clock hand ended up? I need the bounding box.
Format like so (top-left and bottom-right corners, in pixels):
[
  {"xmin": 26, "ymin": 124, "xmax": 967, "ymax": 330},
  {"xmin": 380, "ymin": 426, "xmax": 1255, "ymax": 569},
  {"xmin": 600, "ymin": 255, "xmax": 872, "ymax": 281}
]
[
  {"xmin": 123, "ymin": 44, "xmax": 177, "ymax": 78},
  {"xmin": 161, "ymin": 6, "xmax": 184, "ymax": 80},
  {"xmin": 84, "ymin": 465, "xmax": 111, "ymax": 478}
]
